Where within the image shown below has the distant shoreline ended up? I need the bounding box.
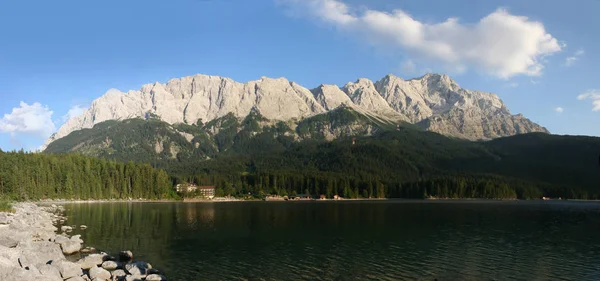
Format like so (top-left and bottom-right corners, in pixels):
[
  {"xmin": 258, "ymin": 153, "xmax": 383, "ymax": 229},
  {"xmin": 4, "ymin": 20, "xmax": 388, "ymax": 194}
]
[
  {"xmin": 37, "ymin": 199, "xmax": 181, "ymax": 204},
  {"xmin": 33, "ymin": 197, "xmax": 600, "ymax": 205},
  {"xmin": 36, "ymin": 198, "xmax": 392, "ymax": 204}
]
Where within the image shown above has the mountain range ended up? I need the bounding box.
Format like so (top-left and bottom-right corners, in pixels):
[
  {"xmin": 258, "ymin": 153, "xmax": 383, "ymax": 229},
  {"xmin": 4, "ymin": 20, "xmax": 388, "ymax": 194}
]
[
  {"xmin": 46, "ymin": 73, "xmax": 548, "ymax": 148},
  {"xmin": 41, "ymin": 73, "xmax": 600, "ymax": 199}
]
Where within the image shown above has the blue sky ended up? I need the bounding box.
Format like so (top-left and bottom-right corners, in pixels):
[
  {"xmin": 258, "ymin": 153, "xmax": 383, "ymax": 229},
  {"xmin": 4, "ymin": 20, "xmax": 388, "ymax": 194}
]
[{"xmin": 1, "ymin": 0, "xmax": 599, "ymax": 151}]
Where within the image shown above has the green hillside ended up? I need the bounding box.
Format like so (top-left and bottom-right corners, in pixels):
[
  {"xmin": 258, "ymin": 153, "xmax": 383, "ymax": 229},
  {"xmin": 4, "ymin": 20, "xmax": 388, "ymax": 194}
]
[
  {"xmin": 44, "ymin": 109, "xmax": 600, "ymax": 200},
  {"xmin": 45, "ymin": 107, "xmax": 394, "ymax": 161}
]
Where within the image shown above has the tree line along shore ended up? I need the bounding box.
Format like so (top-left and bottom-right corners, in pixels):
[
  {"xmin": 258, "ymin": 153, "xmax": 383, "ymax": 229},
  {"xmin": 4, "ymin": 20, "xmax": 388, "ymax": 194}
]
[{"xmin": 1, "ymin": 149, "xmax": 597, "ymax": 203}]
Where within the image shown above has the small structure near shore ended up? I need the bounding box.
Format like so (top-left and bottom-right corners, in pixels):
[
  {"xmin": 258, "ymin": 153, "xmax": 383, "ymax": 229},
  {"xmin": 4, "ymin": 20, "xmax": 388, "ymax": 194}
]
[
  {"xmin": 175, "ymin": 183, "xmax": 198, "ymax": 193},
  {"xmin": 176, "ymin": 183, "xmax": 215, "ymax": 199},
  {"xmin": 198, "ymin": 186, "xmax": 216, "ymax": 199}
]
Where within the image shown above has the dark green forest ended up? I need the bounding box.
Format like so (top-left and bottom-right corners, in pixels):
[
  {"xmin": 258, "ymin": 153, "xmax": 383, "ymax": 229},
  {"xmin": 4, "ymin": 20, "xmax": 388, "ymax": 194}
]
[
  {"xmin": 168, "ymin": 130, "xmax": 600, "ymax": 200},
  {"xmin": 0, "ymin": 150, "xmax": 176, "ymax": 201}
]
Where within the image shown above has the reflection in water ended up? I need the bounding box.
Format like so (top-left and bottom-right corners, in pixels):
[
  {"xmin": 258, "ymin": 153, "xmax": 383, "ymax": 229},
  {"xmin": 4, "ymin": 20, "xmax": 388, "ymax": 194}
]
[
  {"xmin": 176, "ymin": 203, "xmax": 215, "ymax": 229},
  {"xmin": 63, "ymin": 201, "xmax": 600, "ymax": 281}
]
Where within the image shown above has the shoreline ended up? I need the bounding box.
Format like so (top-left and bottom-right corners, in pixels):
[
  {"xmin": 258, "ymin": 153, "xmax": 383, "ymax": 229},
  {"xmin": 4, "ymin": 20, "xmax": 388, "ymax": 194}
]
[
  {"xmin": 0, "ymin": 203, "xmax": 167, "ymax": 281},
  {"xmin": 41, "ymin": 198, "xmax": 393, "ymax": 204},
  {"xmin": 38, "ymin": 199, "xmax": 182, "ymax": 204},
  {"xmin": 32, "ymin": 197, "xmax": 598, "ymax": 205}
]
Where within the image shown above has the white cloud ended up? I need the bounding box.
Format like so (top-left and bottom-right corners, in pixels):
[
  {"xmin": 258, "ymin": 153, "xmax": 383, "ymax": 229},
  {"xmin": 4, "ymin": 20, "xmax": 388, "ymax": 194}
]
[
  {"xmin": 554, "ymin": 107, "xmax": 564, "ymax": 113},
  {"xmin": 564, "ymin": 49, "xmax": 585, "ymax": 67},
  {"xmin": 62, "ymin": 105, "xmax": 87, "ymax": 122},
  {"xmin": 279, "ymin": 0, "xmax": 562, "ymax": 78},
  {"xmin": 564, "ymin": 57, "xmax": 578, "ymax": 66},
  {"xmin": 578, "ymin": 90, "xmax": 600, "ymax": 111},
  {"xmin": 0, "ymin": 102, "xmax": 56, "ymax": 139}
]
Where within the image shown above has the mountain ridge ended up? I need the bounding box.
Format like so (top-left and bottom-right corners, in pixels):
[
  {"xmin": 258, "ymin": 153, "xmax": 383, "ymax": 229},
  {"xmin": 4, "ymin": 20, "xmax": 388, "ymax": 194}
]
[{"xmin": 46, "ymin": 73, "xmax": 548, "ymax": 147}]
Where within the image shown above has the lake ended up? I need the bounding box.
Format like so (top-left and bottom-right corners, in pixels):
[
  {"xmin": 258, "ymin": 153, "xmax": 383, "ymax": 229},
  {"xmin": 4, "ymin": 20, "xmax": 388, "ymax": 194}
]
[{"xmin": 60, "ymin": 200, "xmax": 600, "ymax": 280}]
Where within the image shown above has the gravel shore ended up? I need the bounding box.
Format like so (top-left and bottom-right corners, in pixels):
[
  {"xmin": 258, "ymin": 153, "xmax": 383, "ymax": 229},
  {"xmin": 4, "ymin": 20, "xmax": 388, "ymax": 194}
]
[{"xmin": 0, "ymin": 203, "xmax": 166, "ymax": 281}]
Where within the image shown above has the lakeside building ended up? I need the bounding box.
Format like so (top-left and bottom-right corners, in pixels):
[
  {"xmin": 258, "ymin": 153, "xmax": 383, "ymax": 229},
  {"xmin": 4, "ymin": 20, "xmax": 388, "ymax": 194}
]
[
  {"xmin": 175, "ymin": 184, "xmax": 215, "ymax": 199},
  {"xmin": 175, "ymin": 183, "xmax": 198, "ymax": 193},
  {"xmin": 198, "ymin": 186, "xmax": 216, "ymax": 199}
]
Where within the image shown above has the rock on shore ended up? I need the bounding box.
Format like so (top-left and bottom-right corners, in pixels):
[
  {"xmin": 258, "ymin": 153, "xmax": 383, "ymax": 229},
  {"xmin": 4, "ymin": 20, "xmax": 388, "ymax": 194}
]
[{"xmin": 0, "ymin": 203, "xmax": 167, "ymax": 281}]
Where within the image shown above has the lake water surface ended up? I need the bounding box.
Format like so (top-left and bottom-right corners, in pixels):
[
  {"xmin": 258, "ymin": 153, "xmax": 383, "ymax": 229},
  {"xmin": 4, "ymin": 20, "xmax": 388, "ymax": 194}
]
[{"xmin": 61, "ymin": 201, "xmax": 600, "ymax": 280}]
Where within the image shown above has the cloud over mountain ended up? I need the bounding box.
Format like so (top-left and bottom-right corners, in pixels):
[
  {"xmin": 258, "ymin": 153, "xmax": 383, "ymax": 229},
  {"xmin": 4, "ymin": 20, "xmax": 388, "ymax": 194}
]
[
  {"xmin": 62, "ymin": 105, "xmax": 87, "ymax": 122},
  {"xmin": 279, "ymin": 0, "xmax": 562, "ymax": 78},
  {"xmin": 0, "ymin": 102, "xmax": 56, "ymax": 139}
]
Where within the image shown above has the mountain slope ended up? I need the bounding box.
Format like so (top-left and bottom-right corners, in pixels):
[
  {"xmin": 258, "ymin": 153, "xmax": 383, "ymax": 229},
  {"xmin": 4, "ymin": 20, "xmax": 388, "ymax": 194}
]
[
  {"xmin": 46, "ymin": 73, "xmax": 548, "ymax": 146},
  {"xmin": 44, "ymin": 107, "xmax": 394, "ymax": 160}
]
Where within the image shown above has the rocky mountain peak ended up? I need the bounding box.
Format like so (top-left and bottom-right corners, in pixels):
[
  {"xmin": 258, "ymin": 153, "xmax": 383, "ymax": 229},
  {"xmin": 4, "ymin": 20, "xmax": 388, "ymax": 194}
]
[
  {"xmin": 419, "ymin": 73, "xmax": 459, "ymax": 90},
  {"xmin": 45, "ymin": 73, "xmax": 548, "ymax": 147},
  {"xmin": 310, "ymin": 84, "xmax": 352, "ymax": 111}
]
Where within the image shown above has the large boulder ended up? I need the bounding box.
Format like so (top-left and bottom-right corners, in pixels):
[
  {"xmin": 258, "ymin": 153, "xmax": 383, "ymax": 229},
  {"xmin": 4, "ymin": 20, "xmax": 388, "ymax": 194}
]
[
  {"xmin": 111, "ymin": 269, "xmax": 127, "ymax": 278},
  {"xmin": 65, "ymin": 276, "xmax": 86, "ymax": 281},
  {"xmin": 0, "ymin": 236, "xmax": 18, "ymax": 248},
  {"xmin": 101, "ymin": 260, "xmax": 119, "ymax": 270},
  {"xmin": 89, "ymin": 265, "xmax": 111, "ymax": 280},
  {"xmin": 78, "ymin": 254, "xmax": 106, "ymax": 270},
  {"xmin": 125, "ymin": 261, "xmax": 151, "ymax": 276},
  {"xmin": 53, "ymin": 260, "xmax": 83, "ymax": 279},
  {"xmin": 18, "ymin": 241, "xmax": 65, "ymax": 268},
  {"xmin": 60, "ymin": 240, "xmax": 82, "ymax": 255}
]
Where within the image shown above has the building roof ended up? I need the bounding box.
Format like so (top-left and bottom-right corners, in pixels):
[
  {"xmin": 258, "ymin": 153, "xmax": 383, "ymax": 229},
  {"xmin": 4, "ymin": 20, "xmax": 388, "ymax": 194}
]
[{"xmin": 198, "ymin": 186, "xmax": 216, "ymax": 190}]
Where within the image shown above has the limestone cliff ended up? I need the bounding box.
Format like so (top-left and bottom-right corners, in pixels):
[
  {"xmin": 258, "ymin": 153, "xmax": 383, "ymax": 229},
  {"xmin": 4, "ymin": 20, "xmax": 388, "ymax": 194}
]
[{"xmin": 46, "ymin": 73, "xmax": 548, "ymax": 146}]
